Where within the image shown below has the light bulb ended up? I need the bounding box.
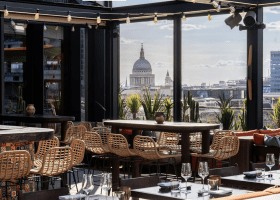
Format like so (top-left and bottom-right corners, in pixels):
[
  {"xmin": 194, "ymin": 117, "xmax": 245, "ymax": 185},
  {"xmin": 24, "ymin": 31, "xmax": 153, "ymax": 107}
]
[
  {"xmin": 208, "ymin": 13, "xmax": 212, "ymax": 21},
  {"xmin": 55, "ymin": 25, "xmax": 59, "ymax": 31},
  {"xmin": 231, "ymin": 11, "xmax": 235, "ymax": 18},
  {"xmin": 87, "ymin": 23, "xmax": 92, "ymax": 29},
  {"xmin": 228, "ymin": 3, "xmax": 235, "ymax": 13},
  {"xmin": 182, "ymin": 13, "xmax": 187, "ymax": 21},
  {"xmin": 10, "ymin": 19, "xmax": 15, "ymax": 27},
  {"xmin": 97, "ymin": 13, "xmax": 101, "ymax": 24},
  {"xmin": 211, "ymin": 0, "xmax": 219, "ymax": 8},
  {"xmin": 35, "ymin": 9, "xmax": 39, "ymax": 20},
  {"xmin": 95, "ymin": 24, "xmax": 98, "ymax": 29},
  {"xmin": 23, "ymin": 21, "xmax": 28, "ymax": 29},
  {"xmin": 67, "ymin": 11, "xmax": 72, "ymax": 22},
  {"xmin": 4, "ymin": 5, "xmax": 8, "ymax": 17},
  {"xmin": 216, "ymin": 2, "xmax": 221, "ymax": 12},
  {"xmin": 154, "ymin": 14, "xmax": 158, "ymax": 24},
  {"xmin": 126, "ymin": 14, "xmax": 130, "ymax": 24},
  {"xmin": 71, "ymin": 25, "xmax": 75, "ymax": 32},
  {"xmin": 43, "ymin": 24, "xmax": 47, "ymax": 31},
  {"xmin": 241, "ymin": 9, "xmax": 246, "ymax": 18}
]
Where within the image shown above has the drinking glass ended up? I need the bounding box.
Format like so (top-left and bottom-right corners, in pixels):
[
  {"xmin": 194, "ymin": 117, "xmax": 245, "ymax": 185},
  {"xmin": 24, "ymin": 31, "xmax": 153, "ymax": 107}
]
[
  {"xmin": 100, "ymin": 173, "xmax": 112, "ymax": 199},
  {"xmin": 181, "ymin": 163, "xmax": 192, "ymax": 193},
  {"xmin": 266, "ymin": 153, "xmax": 275, "ymax": 180},
  {"xmin": 82, "ymin": 174, "xmax": 94, "ymax": 200},
  {"xmin": 198, "ymin": 162, "xmax": 209, "ymax": 193},
  {"xmin": 170, "ymin": 179, "xmax": 180, "ymax": 193}
]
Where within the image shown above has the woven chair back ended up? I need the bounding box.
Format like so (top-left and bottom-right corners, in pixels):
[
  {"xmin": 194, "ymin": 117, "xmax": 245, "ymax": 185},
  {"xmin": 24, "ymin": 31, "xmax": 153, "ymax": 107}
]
[
  {"xmin": 83, "ymin": 132, "xmax": 108, "ymax": 154},
  {"xmin": 157, "ymin": 132, "xmax": 180, "ymax": 146},
  {"xmin": 211, "ymin": 131, "xmax": 235, "ymax": 150},
  {"xmin": 0, "ymin": 150, "xmax": 31, "ymax": 181},
  {"xmin": 63, "ymin": 126, "xmax": 87, "ymax": 145},
  {"xmin": 92, "ymin": 127, "xmax": 111, "ymax": 146},
  {"xmin": 108, "ymin": 134, "xmax": 131, "ymax": 157},
  {"xmin": 190, "ymin": 132, "xmax": 202, "ymax": 149},
  {"xmin": 38, "ymin": 147, "xmax": 73, "ymax": 176},
  {"xmin": 78, "ymin": 122, "xmax": 92, "ymax": 131},
  {"xmin": 134, "ymin": 136, "xmax": 161, "ymax": 160},
  {"xmin": 67, "ymin": 121, "xmax": 74, "ymax": 128},
  {"xmin": 70, "ymin": 139, "xmax": 85, "ymax": 167},
  {"xmin": 34, "ymin": 136, "xmax": 60, "ymax": 167},
  {"xmin": 214, "ymin": 136, "xmax": 240, "ymax": 161}
]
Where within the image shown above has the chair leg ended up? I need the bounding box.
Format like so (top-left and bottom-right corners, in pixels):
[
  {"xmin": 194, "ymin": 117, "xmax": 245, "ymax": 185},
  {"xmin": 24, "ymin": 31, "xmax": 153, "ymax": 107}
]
[
  {"xmin": 193, "ymin": 157, "xmax": 199, "ymax": 182},
  {"xmin": 88, "ymin": 154, "xmax": 94, "ymax": 174},
  {"xmin": 140, "ymin": 159, "xmax": 144, "ymax": 177},
  {"xmin": 72, "ymin": 170, "xmax": 79, "ymax": 193}
]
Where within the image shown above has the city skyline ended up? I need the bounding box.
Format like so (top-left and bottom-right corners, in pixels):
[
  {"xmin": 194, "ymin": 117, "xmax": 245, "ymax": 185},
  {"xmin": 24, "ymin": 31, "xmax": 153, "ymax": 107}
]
[{"xmin": 116, "ymin": 1, "xmax": 280, "ymax": 86}]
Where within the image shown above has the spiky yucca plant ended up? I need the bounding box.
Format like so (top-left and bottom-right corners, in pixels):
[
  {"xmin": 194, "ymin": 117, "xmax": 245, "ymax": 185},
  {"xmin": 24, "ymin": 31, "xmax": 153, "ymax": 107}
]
[
  {"xmin": 164, "ymin": 97, "xmax": 174, "ymax": 121},
  {"xmin": 268, "ymin": 98, "xmax": 280, "ymax": 128},
  {"xmin": 141, "ymin": 88, "xmax": 164, "ymax": 120},
  {"xmin": 126, "ymin": 94, "xmax": 141, "ymax": 113},
  {"xmin": 216, "ymin": 94, "xmax": 235, "ymax": 130},
  {"xmin": 118, "ymin": 94, "xmax": 128, "ymax": 120}
]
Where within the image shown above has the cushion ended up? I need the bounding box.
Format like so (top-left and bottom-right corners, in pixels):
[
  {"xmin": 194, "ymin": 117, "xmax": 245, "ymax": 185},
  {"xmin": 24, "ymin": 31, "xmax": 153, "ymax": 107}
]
[
  {"xmin": 259, "ymin": 129, "xmax": 280, "ymax": 136},
  {"xmin": 235, "ymin": 130, "xmax": 259, "ymax": 137},
  {"xmin": 214, "ymin": 191, "xmax": 271, "ymax": 200},
  {"xmin": 264, "ymin": 135, "xmax": 280, "ymax": 147},
  {"xmin": 121, "ymin": 129, "xmax": 132, "ymax": 135},
  {"xmin": 254, "ymin": 133, "xmax": 265, "ymax": 146}
]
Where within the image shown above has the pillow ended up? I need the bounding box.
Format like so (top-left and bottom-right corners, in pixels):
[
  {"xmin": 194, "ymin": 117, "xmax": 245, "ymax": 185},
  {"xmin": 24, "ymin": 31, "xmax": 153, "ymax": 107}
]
[
  {"xmin": 259, "ymin": 129, "xmax": 279, "ymax": 136},
  {"xmin": 253, "ymin": 133, "xmax": 265, "ymax": 146},
  {"xmin": 235, "ymin": 130, "xmax": 259, "ymax": 137},
  {"xmin": 264, "ymin": 135, "xmax": 280, "ymax": 147}
]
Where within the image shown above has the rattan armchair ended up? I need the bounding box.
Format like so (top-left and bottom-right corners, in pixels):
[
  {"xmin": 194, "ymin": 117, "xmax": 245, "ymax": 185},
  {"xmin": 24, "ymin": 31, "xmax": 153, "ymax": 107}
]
[
  {"xmin": 78, "ymin": 122, "xmax": 92, "ymax": 131},
  {"xmin": 34, "ymin": 136, "xmax": 60, "ymax": 168},
  {"xmin": 83, "ymin": 131, "xmax": 111, "ymax": 173},
  {"xmin": 91, "ymin": 127, "xmax": 111, "ymax": 146},
  {"xmin": 0, "ymin": 150, "xmax": 31, "ymax": 182},
  {"xmin": 189, "ymin": 132, "xmax": 202, "ymax": 153},
  {"xmin": 192, "ymin": 136, "xmax": 240, "ymax": 182},
  {"xmin": 134, "ymin": 135, "xmax": 181, "ymax": 178},
  {"xmin": 61, "ymin": 125, "xmax": 87, "ymax": 145}
]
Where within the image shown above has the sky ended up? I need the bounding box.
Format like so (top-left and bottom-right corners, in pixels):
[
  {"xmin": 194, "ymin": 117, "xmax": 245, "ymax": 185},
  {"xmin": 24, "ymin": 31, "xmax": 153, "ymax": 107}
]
[{"xmin": 113, "ymin": 1, "xmax": 280, "ymax": 86}]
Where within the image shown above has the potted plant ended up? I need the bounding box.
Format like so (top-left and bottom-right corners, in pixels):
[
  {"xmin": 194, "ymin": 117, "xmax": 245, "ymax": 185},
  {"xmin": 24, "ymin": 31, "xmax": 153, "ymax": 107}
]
[
  {"xmin": 268, "ymin": 98, "xmax": 280, "ymax": 128},
  {"xmin": 118, "ymin": 93, "xmax": 128, "ymax": 120},
  {"xmin": 126, "ymin": 94, "xmax": 141, "ymax": 119},
  {"xmin": 216, "ymin": 94, "xmax": 235, "ymax": 130},
  {"xmin": 182, "ymin": 91, "xmax": 199, "ymax": 122},
  {"xmin": 164, "ymin": 97, "xmax": 173, "ymax": 121}
]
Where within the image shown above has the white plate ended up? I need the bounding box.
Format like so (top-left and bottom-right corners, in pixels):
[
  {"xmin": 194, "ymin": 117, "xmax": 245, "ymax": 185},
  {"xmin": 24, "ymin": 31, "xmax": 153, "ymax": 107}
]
[{"xmin": 209, "ymin": 189, "xmax": 233, "ymax": 195}]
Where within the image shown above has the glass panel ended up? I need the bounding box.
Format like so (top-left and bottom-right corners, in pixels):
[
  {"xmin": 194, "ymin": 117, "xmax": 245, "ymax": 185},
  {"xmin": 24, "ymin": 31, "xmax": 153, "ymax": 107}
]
[
  {"xmin": 120, "ymin": 20, "xmax": 173, "ymax": 121},
  {"xmin": 4, "ymin": 22, "xmax": 26, "ymax": 114},
  {"xmin": 263, "ymin": 6, "xmax": 280, "ymax": 128},
  {"xmin": 43, "ymin": 25, "xmax": 63, "ymax": 115},
  {"xmin": 182, "ymin": 14, "xmax": 246, "ymax": 129}
]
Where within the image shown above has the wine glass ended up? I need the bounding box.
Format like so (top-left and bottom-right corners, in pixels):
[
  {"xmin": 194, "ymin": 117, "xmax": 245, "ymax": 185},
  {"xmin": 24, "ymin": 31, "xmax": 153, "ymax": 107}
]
[
  {"xmin": 266, "ymin": 153, "xmax": 275, "ymax": 180},
  {"xmin": 181, "ymin": 163, "xmax": 192, "ymax": 193},
  {"xmin": 82, "ymin": 174, "xmax": 94, "ymax": 200},
  {"xmin": 100, "ymin": 173, "xmax": 112, "ymax": 199},
  {"xmin": 198, "ymin": 162, "xmax": 209, "ymax": 193}
]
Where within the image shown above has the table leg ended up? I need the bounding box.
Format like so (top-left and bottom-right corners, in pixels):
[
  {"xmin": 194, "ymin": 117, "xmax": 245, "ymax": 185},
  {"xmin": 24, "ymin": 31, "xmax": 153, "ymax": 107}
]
[
  {"xmin": 41, "ymin": 122, "xmax": 48, "ymax": 128},
  {"xmin": 181, "ymin": 131, "xmax": 190, "ymax": 163},
  {"xmin": 132, "ymin": 157, "xmax": 140, "ymax": 178},
  {"xmin": 111, "ymin": 126, "xmax": 119, "ymax": 134},
  {"xmin": 61, "ymin": 172, "xmax": 67, "ymax": 188},
  {"xmin": 112, "ymin": 156, "xmax": 120, "ymax": 191},
  {"xmin": 42, "ymin": 176, "xmax": 49, "ymax": 190},
  {"xmin": 201, "ymin": 130, "xmax": 210, "ymax": 154},
  {"xmin": 61, "ymin": 122, "xmax": 67, "ymax": 142}
]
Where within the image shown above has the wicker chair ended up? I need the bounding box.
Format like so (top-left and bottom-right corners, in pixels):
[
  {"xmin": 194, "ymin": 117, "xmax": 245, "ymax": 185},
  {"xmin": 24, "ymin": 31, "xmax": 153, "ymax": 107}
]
[
  {"xmin": 190, "ymin": 130, "xmax": 235, "ymax": 154},
  {"xmin": 78, "ymin": 122, "xmax": 92, "ymax": 131},
  {"xmin": 83, "ymin": 132, "xmax": 111, "ymax": 173},
  {"xmin": 34, "ymin": 136, "xmax": 60, "ymax": 168},
  {"xmin": 189, "ymin": 132, "xmax": 202, "ymax": 153},
  {"xmin": 134, "ymin": 135, "xmax": 181, "ymax": 179},
  {"xmin": 91, "ymin": 127, "xmax": 111, "ymax": 146},
  {"xmin": 61, "ymin": 126, "xmax": 87, "ymax": 145},
  {"xmin": 69, "ymin": 139, "xmax": 85, "ymax": 192},
  {"xmin": 0, "ymin": 150, "xmax": 31, "ymax": 182},
  {"xmin": 30, "ymin": 147, "xmax": 73, "ymax": 189},
  {"xmin": 157, "ymin": 132, "xmax": 180, "ymax": 146},
  {"xmin": 192, "ymin": 136, "xmax": 240, "ymax": 182}
]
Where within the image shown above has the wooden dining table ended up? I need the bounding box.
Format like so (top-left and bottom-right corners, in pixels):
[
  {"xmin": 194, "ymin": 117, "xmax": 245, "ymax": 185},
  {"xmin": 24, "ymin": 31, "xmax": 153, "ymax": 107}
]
[
  {"xmin": 0, "ymin": 114, "xmax": 75, "ymax": 141},
  {"xmin": 103, "ymin": 120, "xmax": 220, "ymax": 189}
]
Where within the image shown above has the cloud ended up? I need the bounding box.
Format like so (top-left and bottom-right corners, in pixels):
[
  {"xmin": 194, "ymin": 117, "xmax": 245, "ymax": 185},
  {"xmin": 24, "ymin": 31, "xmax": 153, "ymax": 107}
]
[
  {"xmin": 267, "ymin": 21, "xmax": 280, "ymax": 31},
  {"xmin": 165, "ymin": 35, "xmax": 172, "ymax": 39},
  {"xmin": 159, "ymin": 23, "xmax": 206, "ymax": 31},
  {"xmin": 153, "ymin": 62, "xmax": 167, "ymax": 68},
  {"xmin": 194, "ymin": 60, "xmax": 246, "ymax": 69},
  {"xmin": 120, "ymin": 37, "xmax": 141, "ymax": 44},
  {"xmin": 265, "ymin": 7, "xmax": 280, "ymax": 14}
]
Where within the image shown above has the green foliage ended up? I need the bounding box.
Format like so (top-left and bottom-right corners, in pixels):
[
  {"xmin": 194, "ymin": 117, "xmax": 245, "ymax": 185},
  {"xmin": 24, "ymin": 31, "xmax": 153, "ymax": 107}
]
[
  {"xmin": 126, "ymin": 94, "xmax": 141, "ymax": 113},
  {"xmin": 15, "ymin": 85, "xmax": 25, "ymax": 114},
  {"xmin": 238, "ymin": 99, "xmax": 247, "ymax": 131},
  {"xmin": 216, "ymin": 94, "xmax": 235, "ymax": 130},
  {"xmin": 268, "ymin": 98, "xmax": 280, "ymax": 128},
  {"xmin": 182, "ymin": 91, "xmax": 199, "ymax": 122},
  {"xmin": 118, "ymin": 94, "xmax": 128, "ymax": 120},
  {"xmin": 164, "ymin": 97, "xmax": 174, "ymax": 121},
  {"xmin": 141, "ymin": 88, "xmax": 164, "ymax": 120}
]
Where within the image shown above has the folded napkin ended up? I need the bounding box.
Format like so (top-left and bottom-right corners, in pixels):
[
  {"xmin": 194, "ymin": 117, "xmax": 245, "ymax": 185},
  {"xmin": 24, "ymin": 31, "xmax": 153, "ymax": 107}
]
[
  {"xmin": 214, "ymin": 191, "xmax": 271, "ymax": 200},
  {"xmin": 265, "ymin": 187, "xmax": 280, "ymax": 194},
  {"xmin": 209, "ymin": 189, "xmax": 232, "ymax": 195},
  {"xmin": 243, "ymin": 171, "xmax": 257, "ymax": 175},
  {"xmin": 158, "ymin": 182, "xmax": 179, "ymax": 187}
]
